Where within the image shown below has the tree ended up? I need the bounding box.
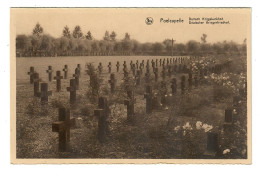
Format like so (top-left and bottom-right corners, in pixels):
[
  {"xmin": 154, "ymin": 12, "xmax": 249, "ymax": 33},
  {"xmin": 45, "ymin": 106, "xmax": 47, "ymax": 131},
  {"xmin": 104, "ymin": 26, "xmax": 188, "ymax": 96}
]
[
  {"xmin": 186, "ymin": 40, "xmax": 199, "ymax": 54},
  {"xmin": 72, "ymin": 25, "xmax": 83, "ymax": 39},
  {"xmin": 124, "ymin": 33, "xmax": 130, "ymax": 40},
  {"xmin": 32, "ymin": 23, "xmax": 43, "ymax": 37},
  {"xmin": 152, "ymin": 42, "xmax": 164, "ymax": 55},
  {"xmin": 201, "ymin": 34, "xmax": 207, "ymax": 43},
  {"xmin": 103, "ymin": 31, "xmax": 110, "ymax": 41},
  {"xmin": 86, "ymin": 31, "xmax": 93, "ymax": 40},
  {"xmin": 110, "ymin": 31, "xmax": 116, "ymax": 41},
  {"xmin": 16, "ymin": 35, "xmax": 31, "ymax": 51},
  {"xmin": 40, "ymin": 35, "xmax": 54, "ymax": 52},
  {"xmin": 63, "ymin": 26, "xmax": 71, "ymax": 38}
]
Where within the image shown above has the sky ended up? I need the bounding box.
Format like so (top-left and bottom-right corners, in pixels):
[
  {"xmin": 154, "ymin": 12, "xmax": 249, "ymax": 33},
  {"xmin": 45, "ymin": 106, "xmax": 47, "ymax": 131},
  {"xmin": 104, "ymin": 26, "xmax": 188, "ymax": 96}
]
[{"xmin": 11, "ymin": 8, "xmax": 250, "ymax": 44}]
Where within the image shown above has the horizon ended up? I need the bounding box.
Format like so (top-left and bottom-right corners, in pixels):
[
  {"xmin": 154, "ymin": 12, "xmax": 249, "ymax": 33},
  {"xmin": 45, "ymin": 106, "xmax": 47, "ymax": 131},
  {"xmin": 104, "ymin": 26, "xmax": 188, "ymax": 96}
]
[{"xmin": 12, "ymin": 8, "xmax": 249, "ymax": 44}]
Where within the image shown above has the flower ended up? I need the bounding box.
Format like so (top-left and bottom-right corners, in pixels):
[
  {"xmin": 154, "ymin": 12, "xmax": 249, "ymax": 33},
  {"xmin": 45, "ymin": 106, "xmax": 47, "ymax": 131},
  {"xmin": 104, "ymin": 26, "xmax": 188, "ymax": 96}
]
[
  {"xmin": 223, "ymin": 149, "xmax": 230, "ymax": 155},
  {"xmin": 174, "ymin": 126, "xmax": 181, "ymax": 132},
  {"xmin": 183, "ymin": 122, "xmax": 192, "ymax": 130},
  {"xmin": 202, "ymin": 124, "xmax": 213, "ymax": 132},
  {"xmin": 196, "ymin": 121, "xmax": 203, "ymax": 130}
]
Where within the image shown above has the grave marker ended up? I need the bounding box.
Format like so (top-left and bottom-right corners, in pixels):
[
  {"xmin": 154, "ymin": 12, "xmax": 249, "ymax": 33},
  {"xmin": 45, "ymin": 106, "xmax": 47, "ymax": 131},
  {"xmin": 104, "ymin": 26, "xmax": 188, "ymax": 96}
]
[
  {"xmin": 66, "ymin": 79, "xmax": 77, "ymax": 104},
  {"xmin": 116, "ymin": 61, "xmax": 120, "ymax": 72},
  {"xmin": 108, "ymin": 73, "xmax": 117, "ymax": 93},
  {"xmin": 73, "ymin": 68, "xmax": 80, "ymax": 90},
  {"xmin": 33, "ymin": 72, "xmax": 41, "ymax": 97},
  {"xmin": 171, "ymin": 78, "xmax": 177, "ymax": 95},
  {"xmin": 204, "ymin": 132, "xmax": 219, "ymax": 157},
  {"xmin": 54, "ymin": 71, "xmax": 63, "ymax": 92},
  {"xmin": 27, "ymin": 66, "xmax": 35, "ymax": 84},
  {"xmin": 181, "ymin": 75, "xmax": 186, "ymax": 94},
  {"xmin": 124, "ymin": 90, "xmax": 135, "ymax": 121},
  {"xmin": 77, "ymin": 64, "xmax": 81, "ymax": 77},
  {"xmin": 62, "ymin": 65, "xmax": 68, "ymax": 79},
  {"xmin": 144, "ymin": 85, "xmax": 153, "ymax": 114},
  {"xmin": 52, "ymin": 108, "xmax": 75, "ymax": 152},
  {"xmin": 108, "ymin": 62, "xmax": 112, "ymax": 73},
  {"xmin": 36, "ymin": 83, "xmax": 52, "ymax": 103},
  {"xmin": 98, "ymin": 62, "xmax": 103, "ymax": 74},
  {"xmin": 46, "ymin": 66, "xmax": 53, "ymax": 82}
]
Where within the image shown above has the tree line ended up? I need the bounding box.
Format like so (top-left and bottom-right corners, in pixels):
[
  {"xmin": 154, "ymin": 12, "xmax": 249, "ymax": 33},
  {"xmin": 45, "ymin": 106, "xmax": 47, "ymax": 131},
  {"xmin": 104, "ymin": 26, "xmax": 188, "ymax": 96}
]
[{"xmin": 16, "ymin": 23, "xmax": 247, "ymax": 57}]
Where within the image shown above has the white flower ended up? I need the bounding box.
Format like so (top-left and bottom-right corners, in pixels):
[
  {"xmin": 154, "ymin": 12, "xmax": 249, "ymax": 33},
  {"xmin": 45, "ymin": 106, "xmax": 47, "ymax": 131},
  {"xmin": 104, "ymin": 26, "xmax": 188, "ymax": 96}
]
[
  {"xmin": 223, "ymin": 149, "xmax": 230, "ymax": 155},
  {"xmin": 196, "ymin": 121, "xmax": 203, "ymax": 130},
  {"xmin": 202, "ymin": 124, "xmax": 213, "ymax": 132},
  {"xmin": 174, "ymin": 126, "xmax": 181, "ymax": 132},
  {"xmin": 183, "ymin": 122, "xmax": 192, "ymax": 130}
]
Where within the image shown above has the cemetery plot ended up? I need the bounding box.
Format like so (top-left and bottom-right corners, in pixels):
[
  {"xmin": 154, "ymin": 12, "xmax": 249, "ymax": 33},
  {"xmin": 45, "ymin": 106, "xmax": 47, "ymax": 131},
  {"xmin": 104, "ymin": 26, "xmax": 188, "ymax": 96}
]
[{"xmin": 16, "ymin": 55, "xmax": 247, "ymax": 159}]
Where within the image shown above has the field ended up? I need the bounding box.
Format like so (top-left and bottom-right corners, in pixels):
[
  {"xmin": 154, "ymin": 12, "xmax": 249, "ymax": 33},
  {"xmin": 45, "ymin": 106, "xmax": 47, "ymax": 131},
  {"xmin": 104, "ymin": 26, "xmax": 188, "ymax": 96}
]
[{"xmin": 16, "ymin": 54, "xmax": 247, "ymax": 159}]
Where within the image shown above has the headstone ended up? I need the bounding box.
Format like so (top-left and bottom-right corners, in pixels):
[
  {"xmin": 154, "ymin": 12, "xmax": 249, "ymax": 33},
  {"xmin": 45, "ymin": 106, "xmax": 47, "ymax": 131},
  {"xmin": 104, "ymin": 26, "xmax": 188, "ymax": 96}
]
[
  {"xmin": 108, "ymin": 73, "xmax": 117, "ymax": 93},
  {"xmin": 54, "ymin": 71, "xmax": 63, "ymax": 92},
  {"xmin": 46, "ymin": 66, "xmax": 53, "ymax": 82},
  {"xmin": 66, "ymin": 79, "xmax": 77, "ymax": 104},
  {"xmin": 62, "ymin": 65, "xmax": 68, "ymax": 79},
  {"xmin": 94, "ymin": 97, "xmax": 109, "ymax": 143},
  {"xmin": 36, "ymin": 83, "xmax": 52, "ymax": 103},
  {"xmin": 73, "ymin": 68, "xmax": 80, "ymax": 90},
  {"xmin": 27, "ymin": 66, "xmax": 35, "ymax": 84},
  {"xmin": 52, "ymin": 108, "xmax": 75, "ymax": 152}
]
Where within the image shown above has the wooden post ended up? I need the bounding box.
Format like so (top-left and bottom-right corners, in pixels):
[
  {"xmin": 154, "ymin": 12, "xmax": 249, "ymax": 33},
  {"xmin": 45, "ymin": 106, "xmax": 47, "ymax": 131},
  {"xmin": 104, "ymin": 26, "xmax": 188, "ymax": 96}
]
[
  {"xmin": 33, "ymin": 72, "xmax": 41, "ymax": 97},
  {"xmin": 62, "ymin": 65, "xmax": 68, "ymax": 79},
  {"xmin": 94, "ymin": 97, "xmax": 109, "ymax": 143},
  {"xmin": 73, "ymin": 68, "xmax": 80, "ymax": 90},
  {"xmin": 52, "ymin": 108, "xmax": 75, "ymax": 152},
  {"xmin": 27, "ymin": 66, "xmax": 35, "ymax": 84},
  {"xmin": 66, "ymin": 79, "xmax": 77, "ymax": 104},
  {"xmin": 108, "ymin": 73, "xmax": 117, "ymax": 93},
  {"xmin": 46, "ymin": 66, "xmax": 53, "ymax": 82},
  {"xmin": 36, "ymin": 83, "xmax": 52, "ymax": 103},
  {"xmin": 54, "ymin": 71, "xmax": 63, "ymax": 92}
]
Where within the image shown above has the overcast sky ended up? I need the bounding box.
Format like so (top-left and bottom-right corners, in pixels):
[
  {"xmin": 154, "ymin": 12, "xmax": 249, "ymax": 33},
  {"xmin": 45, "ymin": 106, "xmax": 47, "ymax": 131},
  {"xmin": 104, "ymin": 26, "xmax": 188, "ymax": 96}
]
[{"xmin": 11, "ymin": 8, "xmax": 250, "ymax": 44}]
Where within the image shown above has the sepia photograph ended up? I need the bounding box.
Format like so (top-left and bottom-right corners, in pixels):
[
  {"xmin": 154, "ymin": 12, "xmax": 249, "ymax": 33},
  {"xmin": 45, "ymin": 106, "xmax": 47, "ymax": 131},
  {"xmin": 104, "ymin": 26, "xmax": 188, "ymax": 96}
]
[{"xmin": 10, "ymin": 8, "xmax": 251, "ymax": 164}]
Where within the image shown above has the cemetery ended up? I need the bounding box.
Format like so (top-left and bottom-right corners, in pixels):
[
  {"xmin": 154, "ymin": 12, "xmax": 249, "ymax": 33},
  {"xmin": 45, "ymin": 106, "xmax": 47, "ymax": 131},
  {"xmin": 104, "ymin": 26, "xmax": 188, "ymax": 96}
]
[{"xmin": 16, "ymin": 54, "xmax": 247, "ymax": 159}]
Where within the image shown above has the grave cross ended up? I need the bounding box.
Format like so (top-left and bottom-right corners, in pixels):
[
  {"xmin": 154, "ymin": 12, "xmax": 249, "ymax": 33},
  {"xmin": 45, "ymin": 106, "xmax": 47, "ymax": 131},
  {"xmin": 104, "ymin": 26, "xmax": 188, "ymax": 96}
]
[
  {"xmin": 154, "ymin": 68, "xmax": 158, "ymax": 82},
  {"xmin": 135, "ymin": 70, "xmax": 141, "ymax": 86},
  {"xmin": 223, "ymin": 109, "xmax": 233, "ymax": 132},
  {"xmin": 131, "ymin": 64, "xmax": 136, "ymax": 76},
  {"xmin": 36, "ymin": 83, "xmax": 52, "ymax": 103},
  {"xmin": 161, "ymin": 67, "xmax": 166, "ymax": 81},
  {"xmin": 203, "ymin": 132, "xmax": 219, "ymax": 157},
  {"xmin": 160, "ymin": 81, "xmax": 168, "ymax": 107},
  {"xmin": 27, "ymin": 66, "xmax": 35, "ymax": 84},
  {"xmin": 171, "ymin": 78, "xmax": 177, "ymax": 95},
  {"xmin": 52, "ymin": 108, "xmax": 75, "ymax": 152},
  {"xmin": 108, "ymin": 73, "xmax": 117, "ymax": 93},
  {"xmin": 33, "ymin": 72, "xmax": 41, "ymax": 97},
  {"xmin": 124, "ymin": 90, "xmax": 135, "ymax": 121},
  {"xmin": 66, "ymin": 79, "xmax": 77, "ymax": 104},
  {"xmin": 62, "ymin": 65, "xmax": 68, "ymax": 79},
  {"xmin": 159, "ymin": 59, "xmax": 162, "ymax": 66},
  {"xmin": 136, "ymin": 60, "xmax": 139, "ymax": 69},
  {"xmin": 108, "ymin": 62, "xmax": 112, "ymax": 73},
  {"xmin": 54, "ymin": 71, "xmax": 64, "ymax": 92},
  {"xmin": 167, "ymin": 66, "xmax": 172, "ymax": 78},
  {"xmin": 46, "ymin": 66, "xmax": 53, "ymax": 82},
  {"xmin": 116, "ymin": 61, "xmax": 120, "ymax": 72},
  {"xmin": 155, "ymin": 59, "xmax": 158, "ymax": 67},
  {"xmin": 98, "ymin": 62, "xmax": 103, "ymax": 74},
  {"xmin": 77, "ymin": 64, "xmax": 81, "ymax": 77},
  {"xmin": 94, "ymin": 97, "xmax": 109, "ymax": 143},
  {"xmin": 144, "ymin": 85, "xmax": 153, "ymax": 114},
  {"xmin": 73, "ymin": 68, "xmax": 80, "ymax": 90}
]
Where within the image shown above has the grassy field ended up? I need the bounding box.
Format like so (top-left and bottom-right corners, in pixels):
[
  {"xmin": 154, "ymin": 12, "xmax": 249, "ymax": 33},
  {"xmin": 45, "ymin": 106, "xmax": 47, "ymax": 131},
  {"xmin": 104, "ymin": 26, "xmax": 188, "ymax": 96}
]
[{"xmin": 16, "ymin": 54, "xmax": 247, "ymax": 159}]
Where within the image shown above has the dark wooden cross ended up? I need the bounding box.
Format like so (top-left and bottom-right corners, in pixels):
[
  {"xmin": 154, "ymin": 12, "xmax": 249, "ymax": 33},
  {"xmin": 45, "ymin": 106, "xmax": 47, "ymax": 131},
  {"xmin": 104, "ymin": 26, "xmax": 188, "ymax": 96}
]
[
  {"xmin": 124, "ymin": 90, "xmax": 135, "ymax": 121},
  {"xmin": 52, "ymin": 108, "xmax": 75, "ymax": 152},
  {"xmin": 160, "ymin": 81, "xmax": 168, "ymax": 106},
  {"xmin": 46, "ymin": 66, "xmax": 53, "ymax": 82},
  {"xmin": 181, "ymin": 75, "xmax": 186, "ymax": 94},
  {"xmin": 203, "ymin": 132, "xmax": 219, "ymax": 157},
  {"xmin": 54, "ymin": 71, "xmax": 64, "ymax": 92},
  {"xmin": 171, "ymin": 78, "xmax": 177, "ymax": 95},
  {"xmin": 36, "ymin": 83, "xmax": 52, "ymax": 103},
  {"xmin": 144, "ymin": 85, "xmax": 153, "ymax": 114},
  {"xmin": 136, "ymin": 60, "xmax": 139, "ymax": 69},
  {"xmin": 27, "ymin": 66, "xmax": 35, "ymax": 84},
  {"xmin": 33, "ymin": 72, "xmax": 41, "ymax": 97},
  {"xmin": 131, "ymin": 64, "xmax": 136, "ymax": 76},
  {"xmin": 98, "ymin": 62, "xmax": 103, "ymax": 74},
  {"xmin": 108, "ymin": 62, "xmax": 112, "ymax": 73},
  {"xmin": 77, "ymin": 64, "xmax": 81, "ymax": 77},
  {"xmin": 67, "ymin": 79, "xmax": 77, "ymax": 104},
  {"xmin": 155, "ymin": 59, "xmax": 158, "ymax": 67},
  {"xmin": 167, "ymin": 58, "xmax": 169, "ymax": 65},
  {"xmin": 73, "ymin": 68, "xmax": 80, "ymax": 90},
  {"xmin": 94, "ymin": 97, "xmax": 109, "ymax": 143},
  {"xmin": 123, "ymin": 70, "xmax": 129, "ymax": 79},
  {"xmin": 116, "ymin": 61, "xmax": 120, "ymax": 72},
  {"xmin": 62, "ymin": 65, "xmax": 68, "ymax": 79},
  {"xmin": 135, "ymin": 70, "xmax": 141, "ymax": 86},
  {"xmin": 154, "ymin": 68, "xmax": 158, "ymax": 82},
  {"xmin": 145, "ymin": 71, "xmax": 150, "ymax": 84},
  {"xmin": 108, "ymin": 73, "xmax": 117, "ymax": 93},
  {"xmin": 223, "ymin": 109, "xmax": 233, "ymax": 133},
  {"xmin": 159, "ymin": 59, "xmax": 162, "ymax": 66}
]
